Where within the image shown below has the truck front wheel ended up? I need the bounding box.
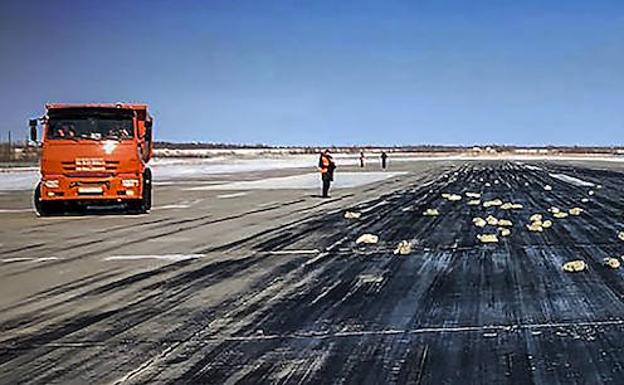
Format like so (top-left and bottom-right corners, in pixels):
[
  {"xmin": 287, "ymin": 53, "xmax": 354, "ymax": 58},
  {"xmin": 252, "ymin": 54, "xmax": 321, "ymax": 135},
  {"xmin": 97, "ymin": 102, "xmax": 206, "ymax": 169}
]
[
  {"xmin": 33, "ymin": 183, "xmax": 57, "ymax": 217},
  {"xmin": 128, "ymin": 171, "xmax": 152, "ymax": 214}
]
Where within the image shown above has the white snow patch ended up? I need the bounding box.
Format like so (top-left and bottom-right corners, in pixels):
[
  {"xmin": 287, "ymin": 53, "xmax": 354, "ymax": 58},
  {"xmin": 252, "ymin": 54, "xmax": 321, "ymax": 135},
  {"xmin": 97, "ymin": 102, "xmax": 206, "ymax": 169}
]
[
  {"xmin": 0, "ymin": 166, "xmax": 38, "ymax": 172},
  {"xmin": 147, "ymin": 237, "xmax": 191, "ymax": 243},
  {"xmin": 152, "ymin": 204, "xmax": 191, "ymax": 210},
  {"xmin": 549, "ymin": 173, "xmax": 595, "ymax": 187},
  {"xmin": 0, "ymin": 208, "xmax": 33, "ymax": 213},
  {"xmin": 188, "ymin": 172, "xmax": 407, "ymax": 191},
  {"xmin": 154, "ymin": 180, "xmax": 225, "ymax": 186},
  {"xmin": 0, "ymin": 171, "xmax": 40, "ymax": 191},
  {"xmin": 268, "ymin": 249, "xmax": 320, "ymax": 255},
  {"xmin": 0, "ymin": 155, "xmax": 366, "ymax": 191},
  {"xmin": 217, "ymin": 192, "xmax": 247, "ymax": 199},
  {"xmin": 105, "ymin": 254, "xmax": 204, "ymax": 261},
  {"xmin": 1, "ymin": 257, "xmax": 59, "ymax": 263},
  {"xmin": 152, "ymin": 155, "xmax": 331, "ymax": 180},
  {"xmin": 152, "ymin": 199, "xmax": 202, "ymax": 210},
  {"xmin": 4, "ymin": 152, "xmax": 624, "ymax": 191}
]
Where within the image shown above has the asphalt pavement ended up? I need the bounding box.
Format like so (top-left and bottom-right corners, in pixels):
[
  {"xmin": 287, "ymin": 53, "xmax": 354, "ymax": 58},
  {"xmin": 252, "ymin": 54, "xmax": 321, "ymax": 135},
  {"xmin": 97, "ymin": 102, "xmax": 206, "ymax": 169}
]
[{"xmin": 2, "ymin": 159, "xmax": 624, "ymax": 384}]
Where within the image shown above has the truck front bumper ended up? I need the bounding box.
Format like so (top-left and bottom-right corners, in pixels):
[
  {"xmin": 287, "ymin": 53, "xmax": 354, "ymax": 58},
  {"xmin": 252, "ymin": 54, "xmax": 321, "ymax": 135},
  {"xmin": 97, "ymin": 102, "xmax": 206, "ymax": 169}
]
[{"xmin": 39, "ymin": 174, "xmax": 143, "ymax": 202}]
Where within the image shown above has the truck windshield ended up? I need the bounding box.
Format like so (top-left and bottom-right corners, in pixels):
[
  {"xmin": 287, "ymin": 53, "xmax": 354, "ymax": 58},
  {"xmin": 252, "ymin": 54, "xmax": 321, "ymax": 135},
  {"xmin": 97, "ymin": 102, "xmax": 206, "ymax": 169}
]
[{"xmin": 47, "ymin": 109, "xmax": 135, "ymax": 141}]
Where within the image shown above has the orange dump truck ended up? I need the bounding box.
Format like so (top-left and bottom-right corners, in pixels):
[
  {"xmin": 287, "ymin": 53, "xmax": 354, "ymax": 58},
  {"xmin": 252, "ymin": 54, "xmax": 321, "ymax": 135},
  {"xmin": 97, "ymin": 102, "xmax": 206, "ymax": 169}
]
[{"xmin": 29, "ymin": 103, "xmax": 154, "ymax": 215}]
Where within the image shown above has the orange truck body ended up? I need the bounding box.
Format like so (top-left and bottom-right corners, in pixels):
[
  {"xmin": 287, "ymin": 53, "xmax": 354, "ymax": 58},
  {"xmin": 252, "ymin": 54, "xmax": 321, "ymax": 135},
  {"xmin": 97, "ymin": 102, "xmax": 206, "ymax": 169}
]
[{"xmin": 32, "ymin": 103, "xmax": 154, "ymax": 214}]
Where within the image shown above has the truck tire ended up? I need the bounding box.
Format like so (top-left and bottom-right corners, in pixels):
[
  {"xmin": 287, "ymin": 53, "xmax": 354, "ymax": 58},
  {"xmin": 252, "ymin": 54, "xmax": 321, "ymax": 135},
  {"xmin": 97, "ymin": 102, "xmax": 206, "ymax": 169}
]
[
  {"xmin": 143, "ymin": 168, "xmax": 152, "ymax": 211},
  {"xmin": 33, "ymin": 183, "xmax": 55, "ymax": 217},
  {"xmin": 128, "ymin": 170, "xmax": 152, "ymax": 214}
]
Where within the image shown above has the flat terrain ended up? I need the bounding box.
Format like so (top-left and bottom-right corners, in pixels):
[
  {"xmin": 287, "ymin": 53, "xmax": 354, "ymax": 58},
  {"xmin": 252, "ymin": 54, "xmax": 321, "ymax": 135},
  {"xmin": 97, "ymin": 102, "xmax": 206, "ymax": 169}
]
[{"xmin": 2, "ymin": 159, "xmax": 624, "ymax": 384}]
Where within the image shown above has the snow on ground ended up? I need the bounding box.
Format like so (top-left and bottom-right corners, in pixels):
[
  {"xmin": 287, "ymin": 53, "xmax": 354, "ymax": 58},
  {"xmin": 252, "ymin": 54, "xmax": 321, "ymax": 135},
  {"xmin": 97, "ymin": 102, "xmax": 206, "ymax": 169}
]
[
  {"xmin": 0, "ymin": 171, "xmax": 40, "ymax": 191},
  {"xmin": 104, "ymin": 254, "xmax": 205, "ymax": 261},
  {"xmin": 188, "ymin": 172, "xmax": 408, "ymax": 191},
  {"xmin": 0, "ymin": 154, "xmax": 363, "ymax": 191},
  {"xmin": 0, "ymin": 208, "xmax": 33, "ymax": 213},
  {"xmin": 549, "ymin": 173, "xmax": 595, "ymax": 187},
  {"xmin": 152, "ymin": 155, "xmax": 326, "ymax": 179},
  {"xmin": 217, "ymin": 192, "xmax": 248, "ymax": 198},
  {"xmin": 1, "ymin": 153, "xmax": 624, "ymax": 191}
]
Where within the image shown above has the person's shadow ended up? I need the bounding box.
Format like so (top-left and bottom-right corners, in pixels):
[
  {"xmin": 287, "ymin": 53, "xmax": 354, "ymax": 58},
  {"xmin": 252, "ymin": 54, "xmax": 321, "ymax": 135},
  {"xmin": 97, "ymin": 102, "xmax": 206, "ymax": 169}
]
[{"xmin": 309, "ymin": 194, "xmax": 331, "ymax": 199}]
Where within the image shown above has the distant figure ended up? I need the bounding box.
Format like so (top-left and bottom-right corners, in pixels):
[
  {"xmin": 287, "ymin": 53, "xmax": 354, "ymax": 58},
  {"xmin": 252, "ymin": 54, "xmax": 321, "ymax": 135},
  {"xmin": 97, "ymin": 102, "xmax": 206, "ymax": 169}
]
[
  {"xmin": 318, "ymin": 149, "xmax": 336, "ymax": 198},
  {"xmin": 381, "ymin": 151, "xmax": 388, "ymax": 169},
  {"xmin": 359, "ymin": 151, "xmax": 365, "ymax": 168}
]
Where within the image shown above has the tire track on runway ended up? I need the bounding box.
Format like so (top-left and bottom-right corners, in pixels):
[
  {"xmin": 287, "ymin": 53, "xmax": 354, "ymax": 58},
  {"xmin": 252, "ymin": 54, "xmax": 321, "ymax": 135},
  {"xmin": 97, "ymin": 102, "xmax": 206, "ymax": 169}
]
[
  {"xmin": 0, "ymin": 199, "xmax": 308, "ymax": 276},
  {"xmin": 7, "ymin": 161, "xmax": 624, "ymax": 384}
]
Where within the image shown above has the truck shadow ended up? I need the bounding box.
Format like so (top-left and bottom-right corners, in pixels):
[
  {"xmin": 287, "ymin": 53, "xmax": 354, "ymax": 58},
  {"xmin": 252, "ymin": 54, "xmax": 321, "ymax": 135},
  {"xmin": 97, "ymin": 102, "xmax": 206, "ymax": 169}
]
[{"xmin": 39, "ymin": 204, "xmax": 146, "ymax": 217}]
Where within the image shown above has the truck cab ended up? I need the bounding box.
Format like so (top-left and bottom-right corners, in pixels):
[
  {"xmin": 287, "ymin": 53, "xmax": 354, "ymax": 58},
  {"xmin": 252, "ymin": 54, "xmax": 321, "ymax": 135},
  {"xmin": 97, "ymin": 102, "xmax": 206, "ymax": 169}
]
[{"xmin": 30, "ymin": 103, "xmax": 154, "ymax": 215}]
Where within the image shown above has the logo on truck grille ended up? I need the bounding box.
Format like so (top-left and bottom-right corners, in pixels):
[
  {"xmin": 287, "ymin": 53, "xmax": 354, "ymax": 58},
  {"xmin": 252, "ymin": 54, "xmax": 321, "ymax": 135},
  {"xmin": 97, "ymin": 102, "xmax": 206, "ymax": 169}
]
[{"xmin": 75, "ymin": 158, "xmax": 106, "ymax": 172}]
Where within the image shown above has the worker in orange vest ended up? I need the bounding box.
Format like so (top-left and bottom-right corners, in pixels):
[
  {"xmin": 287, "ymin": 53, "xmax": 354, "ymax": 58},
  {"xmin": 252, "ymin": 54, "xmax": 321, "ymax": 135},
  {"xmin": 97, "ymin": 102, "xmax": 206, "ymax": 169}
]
[{"xmin": 318, "ymin": 149, "xmax": 336, "ymax": 198}]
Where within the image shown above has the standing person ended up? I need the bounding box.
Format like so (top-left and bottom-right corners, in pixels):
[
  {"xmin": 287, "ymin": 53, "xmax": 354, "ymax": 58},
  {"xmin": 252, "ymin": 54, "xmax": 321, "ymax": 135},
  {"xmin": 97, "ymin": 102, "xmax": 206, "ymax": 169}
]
[
  {"xmin": 318, "ymin": 149, "xmax": 335, "ymax": 198},
  {"xmin": 381, "ymin": 151, "xmax": 388, "ymax": 169},
  {"xmin": 359, "ymin": 151, "xmax": 365, "ymax": 168}
]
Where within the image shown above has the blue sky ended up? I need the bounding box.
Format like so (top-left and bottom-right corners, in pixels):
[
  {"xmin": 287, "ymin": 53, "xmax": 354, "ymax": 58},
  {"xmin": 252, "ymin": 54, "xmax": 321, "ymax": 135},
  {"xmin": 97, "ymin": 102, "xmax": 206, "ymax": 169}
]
[{"xmin": 1, "ymin": 0, "xmax": 623, "ymax": 146}]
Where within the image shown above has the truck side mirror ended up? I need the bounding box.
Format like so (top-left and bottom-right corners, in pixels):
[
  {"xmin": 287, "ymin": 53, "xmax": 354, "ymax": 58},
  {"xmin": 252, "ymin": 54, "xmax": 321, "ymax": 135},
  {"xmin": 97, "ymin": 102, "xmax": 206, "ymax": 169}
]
[
  {"xmin": 29, "ymin": 119, "xmax": 38, "ymax": 142},
  {"xmin": 145, "ymin": 120, "xmax": 153, "ymax": 142}
]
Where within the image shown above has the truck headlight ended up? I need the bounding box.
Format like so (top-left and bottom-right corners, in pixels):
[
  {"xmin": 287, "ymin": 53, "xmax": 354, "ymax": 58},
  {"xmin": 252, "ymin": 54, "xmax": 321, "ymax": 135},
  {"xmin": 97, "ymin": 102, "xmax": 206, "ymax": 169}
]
[
  {"xmin": 44, "ymin": 180, "xmax": 59, "ymax": 188},
  {"xmin": 122, "ymin": 179, "xmax": 140, "ymax": 187}
]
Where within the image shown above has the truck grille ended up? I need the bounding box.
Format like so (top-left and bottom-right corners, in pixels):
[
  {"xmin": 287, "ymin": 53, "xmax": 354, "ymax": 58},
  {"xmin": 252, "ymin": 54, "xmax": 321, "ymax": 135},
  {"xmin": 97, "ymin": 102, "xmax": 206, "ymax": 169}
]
[{"xmin": 62, "ymin": 158, "xmax": 119, "ymax": 175}]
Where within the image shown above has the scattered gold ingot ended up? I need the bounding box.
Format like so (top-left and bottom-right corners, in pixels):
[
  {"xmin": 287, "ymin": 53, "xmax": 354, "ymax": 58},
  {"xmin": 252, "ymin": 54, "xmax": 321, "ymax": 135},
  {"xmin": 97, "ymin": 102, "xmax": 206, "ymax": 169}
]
[
  {"xmin": 569, "ymin": 207, "xmax": 584, "ymax": 216},
  {"xmin": 529, "ymin": 214, "xmax": 543, "ymax": 222},
  {"xmin": 563, "ymin": 260, "xmax": 586, "ymax": 273},
  {"xmin": 499, "ymin": 228, "xmax": 511, "ymax": 237},
  {"xmin": 483, "ymin": 199, "xmax": 503, "ymax": 208},
  {"xmin": 604, "ymin": 258, "xmax": 621, "ymax": 269},
  {"xmin": 486, "ymin": 215, "xmax": 499, "ymax": 226},
  {"xmin": 356, "ymin": 234, "xmax": 379, "ymax": 245},
  {"xmin": 472, "ymin": 217, "xmax": 487, "ymax": 228},
  {"xmin": 477, "ymin": 233, "xmax": 499, "ymax": 243},
  {"xmin": 527, "ymin": 222, "xmax": 544, "ymax": 232},
  {"xmin": 501, "ymin": 202, "xmax": 524, "ymax": 210},
  {"xmin": 441, "ymin": 193, "xmax": 462, "ymax": 201},
  {"xmin": 344, "ymin": 211, "xmax": 361, "ymax": 220},
  {"xmin": 423, "ymin": 208, "xmax": 440, "ymax": 216},
  {"xmin": 393, "ymin": 240, "xmax": 412, "ymax": 255}
]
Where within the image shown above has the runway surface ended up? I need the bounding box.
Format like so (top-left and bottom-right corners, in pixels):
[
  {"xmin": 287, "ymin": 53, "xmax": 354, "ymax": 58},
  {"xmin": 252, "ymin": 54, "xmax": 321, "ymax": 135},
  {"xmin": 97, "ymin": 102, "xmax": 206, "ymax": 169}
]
[{"xmin": 2, "ymin": 159, "xmax": 624, "ymax": 384}]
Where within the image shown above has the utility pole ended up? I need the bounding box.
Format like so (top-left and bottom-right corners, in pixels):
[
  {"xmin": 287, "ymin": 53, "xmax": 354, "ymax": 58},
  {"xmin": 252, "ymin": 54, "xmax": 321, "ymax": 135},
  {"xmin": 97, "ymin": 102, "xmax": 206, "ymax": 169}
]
[{"xmin": 8, "ymin": 130, "xmax": 12, "ymax": 161}]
